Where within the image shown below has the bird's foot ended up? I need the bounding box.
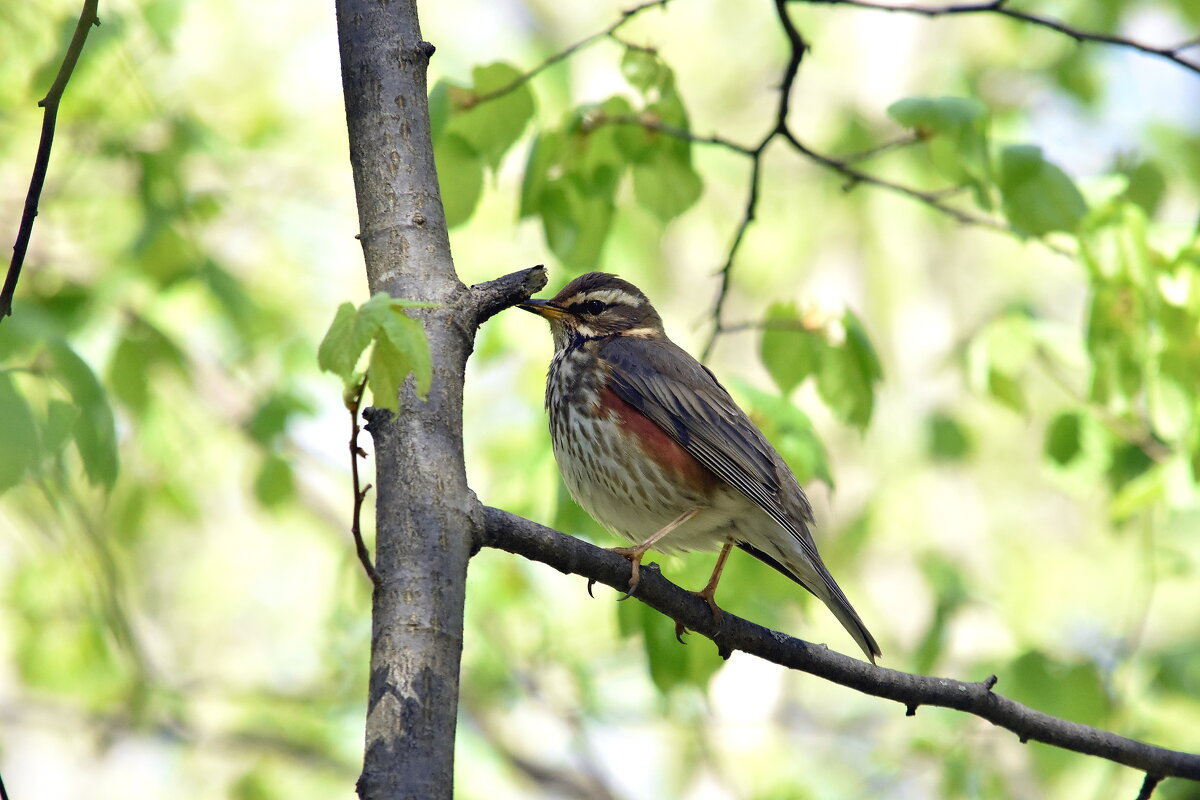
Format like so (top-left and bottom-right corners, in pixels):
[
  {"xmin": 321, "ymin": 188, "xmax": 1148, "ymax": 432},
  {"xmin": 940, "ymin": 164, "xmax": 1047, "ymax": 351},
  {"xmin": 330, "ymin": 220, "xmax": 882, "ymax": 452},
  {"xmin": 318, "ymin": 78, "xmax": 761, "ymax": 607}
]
[
  {"xmin": 609, "ymin": 545, "xmax": 649, "ymax": 601},
  {"xmin": 674, "ymin": 586, "xmax": 724, "ymax": 642}
]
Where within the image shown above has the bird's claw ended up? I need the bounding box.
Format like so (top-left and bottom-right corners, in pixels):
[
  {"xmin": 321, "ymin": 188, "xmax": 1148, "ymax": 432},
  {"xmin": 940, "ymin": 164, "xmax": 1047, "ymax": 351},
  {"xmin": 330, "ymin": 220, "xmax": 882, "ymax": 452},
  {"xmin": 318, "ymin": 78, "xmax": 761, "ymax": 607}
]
[{"xmin": 610, "ymin": 545, "xmax": 646, "ymax": 601}]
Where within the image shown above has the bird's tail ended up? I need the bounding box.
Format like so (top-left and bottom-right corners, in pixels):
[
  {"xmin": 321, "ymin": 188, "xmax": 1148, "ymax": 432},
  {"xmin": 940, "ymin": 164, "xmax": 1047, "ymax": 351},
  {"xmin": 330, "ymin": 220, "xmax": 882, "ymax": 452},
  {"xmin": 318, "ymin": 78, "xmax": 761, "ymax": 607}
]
[
  {"xmin": 809, "ymin": 564, "xmax": 882, "ymax": 665},
  {"xmin": 737, "ymin": 541, "xmax": 882, "ymax": 664}
]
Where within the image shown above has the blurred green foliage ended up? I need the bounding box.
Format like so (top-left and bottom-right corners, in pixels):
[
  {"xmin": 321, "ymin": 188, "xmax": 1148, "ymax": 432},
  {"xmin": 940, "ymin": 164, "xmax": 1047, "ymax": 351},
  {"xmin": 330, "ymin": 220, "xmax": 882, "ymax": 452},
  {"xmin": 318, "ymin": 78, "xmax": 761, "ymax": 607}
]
[{"xmin": 2, "ymin": 0, "xmax": 1199, "ymax": 798}]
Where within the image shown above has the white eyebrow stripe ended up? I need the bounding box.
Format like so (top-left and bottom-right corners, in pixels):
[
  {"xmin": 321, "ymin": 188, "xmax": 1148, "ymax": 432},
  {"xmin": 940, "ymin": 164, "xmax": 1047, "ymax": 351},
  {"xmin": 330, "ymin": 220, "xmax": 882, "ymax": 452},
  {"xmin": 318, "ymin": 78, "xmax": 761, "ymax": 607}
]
[{"xmin": 562, "ymin": 289, "xmax": 643, "ymax": 307}]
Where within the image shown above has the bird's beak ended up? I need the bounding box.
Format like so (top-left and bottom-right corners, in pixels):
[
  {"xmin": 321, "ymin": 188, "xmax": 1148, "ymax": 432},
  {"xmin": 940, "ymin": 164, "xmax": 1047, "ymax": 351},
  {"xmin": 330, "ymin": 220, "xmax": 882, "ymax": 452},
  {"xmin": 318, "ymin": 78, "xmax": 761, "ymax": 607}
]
[{"xmin": 518, "ymin": 299, "xmax": 567, "ymax": 320}]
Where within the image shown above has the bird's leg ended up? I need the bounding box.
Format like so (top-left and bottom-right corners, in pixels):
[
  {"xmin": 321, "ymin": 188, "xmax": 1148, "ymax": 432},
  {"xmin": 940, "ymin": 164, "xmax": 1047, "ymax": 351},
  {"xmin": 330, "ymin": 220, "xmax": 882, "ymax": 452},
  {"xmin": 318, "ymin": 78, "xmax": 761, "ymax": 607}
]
[
  {"xmin": 610, "ymin": 507, "xmax": 702, "ymax": 600},
  {"xmin": 675, "ymin": 537, "xmax": 733, "ymax": 642}
]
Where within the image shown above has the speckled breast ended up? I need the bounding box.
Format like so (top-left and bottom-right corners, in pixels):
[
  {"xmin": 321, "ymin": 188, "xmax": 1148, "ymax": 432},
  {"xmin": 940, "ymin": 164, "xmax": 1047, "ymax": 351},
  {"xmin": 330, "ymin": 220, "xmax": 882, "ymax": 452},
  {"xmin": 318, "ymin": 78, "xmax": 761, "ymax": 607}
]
[{"xmin": 544, "ymin": 340, "xmax": 730, "ymax": 551}]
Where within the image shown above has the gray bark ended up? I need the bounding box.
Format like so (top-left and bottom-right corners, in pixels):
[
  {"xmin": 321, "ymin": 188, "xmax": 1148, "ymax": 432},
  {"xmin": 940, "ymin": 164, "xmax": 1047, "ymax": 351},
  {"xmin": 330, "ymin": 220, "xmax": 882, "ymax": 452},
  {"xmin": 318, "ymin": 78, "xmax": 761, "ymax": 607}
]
[{"xmin": 334, "ymin": 1, "xmax": 469, "ymax": 796}]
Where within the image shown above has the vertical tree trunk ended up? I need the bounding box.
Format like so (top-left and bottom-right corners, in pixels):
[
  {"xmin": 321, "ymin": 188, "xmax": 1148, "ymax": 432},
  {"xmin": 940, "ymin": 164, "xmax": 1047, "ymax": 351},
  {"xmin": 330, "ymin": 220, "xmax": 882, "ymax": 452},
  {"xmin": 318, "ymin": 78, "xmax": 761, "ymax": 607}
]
[{"xmin": 334, "ymin": 2, "xmax": 473, "ymax": 797}]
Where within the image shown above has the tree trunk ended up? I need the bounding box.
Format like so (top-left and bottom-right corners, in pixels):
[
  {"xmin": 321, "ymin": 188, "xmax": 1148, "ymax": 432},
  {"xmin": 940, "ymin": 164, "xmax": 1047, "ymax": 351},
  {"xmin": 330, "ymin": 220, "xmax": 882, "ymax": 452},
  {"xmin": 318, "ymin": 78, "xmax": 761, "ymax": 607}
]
[{"xmin": 334, "ymin": 1, "xmax": 471, "ymax": 796}]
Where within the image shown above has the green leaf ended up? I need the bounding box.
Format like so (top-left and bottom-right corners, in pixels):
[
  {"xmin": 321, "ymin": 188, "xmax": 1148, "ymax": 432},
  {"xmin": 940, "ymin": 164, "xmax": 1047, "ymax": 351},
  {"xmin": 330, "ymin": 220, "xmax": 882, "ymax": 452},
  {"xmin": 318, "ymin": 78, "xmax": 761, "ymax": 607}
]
[
  {"xmin": 926, "ymin": 412, "xmax": 972, "ymax": 462},
  {"xmin": 379, "ymin": 307, "xmax": 433, "ymax": 399},
  {"xmin": 201, "ymin": 261, "xmax": 267, "ymax": 341},
  {"xmin": 1107, "ymin": 441, "xmax": 1155, "ymax": 493},
  {"xmin": 41, "ymin": 400, "xmax": 79, "ymax": 459},
  {"xmin": 427, "ymin": 79, "xmax": 452, "ymax": 142},
  {"xmin": 367, "ymin": 333, "xmax": 408, "ymax": 413},
  {"xmin": 48, "ymin": 342, "xmax": 119, "ymax": 489},
  {"xmin": 887, "ymin": 96, "xmax": 986, "ymax": 133},
  {"xmin": 248, "ymin": 391, "xmax": 314, "ymax": 446},
  {"xmin": 997, "ymin": 145, "xmax": 1088, "ymax": 236},
  {"xmin": 0, "ymin": 372, "xmax": 39, "ymax": 492},
  {"xmin": 570, "ymin": 105, "xmax": 627, "ymax": 197},
  {"xmin": 644, "ymin": 83, "xmax": 691, "ymax": 161},
  {"xmin": 254, "ymin": 452, "xmax": 295, "ymax": 507},
  {"xmin": 1044, "ymin": 412, "xmax": 1082, "ymax": 465},
  {"xmin": 1120, "ymin": 160, "xmax": 1166, "ymax": 218},
  {"xmin": 540, "ymin": 180, "xmax": 615, "ymax": 267},
  {"xmin": 888, "ymin": 96, "xmax": 992, "ymax": 208},
  {"xmin": 759, "ymin": 303, "xmax": 826, "ymax": 396},
  {"xmin": 816, "ymin": 310, "xmax": 883, "ymax": 431},
  {"xmin": 986, "ymin": 368, "xmax": 1027, "ymax": 415},
  {"xmin": 519, "ymin": 130, "xmax": 565, "ymax": 218},
  {"xmin": 317, "ymin": 302, "xmax": 361, "ymax": 381},
  {"xmin": 1109, "ymin": 465, "xmax": 1164, "ymax": 521},
  {"xmin": 321, "ymin": 294, "xmax": 435, "ymax": 403},
  {"xmin": 632, "ymin": 147, "xmax": 702, "ymax": 222},
  {"xmin": 621, "ymin": 597, "xmax": 721, "ymax": 694},
  {"xmin": 446, "ymin": 62, "xmax": 535, "ymax": 171},
  {"xmin": 107, "ymin": 316, "xmax": 189, "ymax": 412},
  {"xmin": 366, "ymin": 307, "xmax": 432, "ymax": 411},
  {"xmin": 433, "ymin": 133, "xmax": 484, "ymax": 228},
  {"xmin": 621, "ymin": 48, "xmax": 667, "ymax": 94}
]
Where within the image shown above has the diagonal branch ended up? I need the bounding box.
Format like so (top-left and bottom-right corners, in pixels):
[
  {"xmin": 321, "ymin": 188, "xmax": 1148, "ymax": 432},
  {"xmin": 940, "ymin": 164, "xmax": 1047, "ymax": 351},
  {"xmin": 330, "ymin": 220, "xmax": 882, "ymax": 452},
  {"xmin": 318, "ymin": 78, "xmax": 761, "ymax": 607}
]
[
  {"xmin": 481, "ymin": 506, "xmax": 1200, "ymax": 790},
  {"xmin": 791, "ymin": 0, "xmax": 1200, "ymax": 76},
  {"xmin": 2, "ymin": 0, "xmax": 101, "ymax": 321}
]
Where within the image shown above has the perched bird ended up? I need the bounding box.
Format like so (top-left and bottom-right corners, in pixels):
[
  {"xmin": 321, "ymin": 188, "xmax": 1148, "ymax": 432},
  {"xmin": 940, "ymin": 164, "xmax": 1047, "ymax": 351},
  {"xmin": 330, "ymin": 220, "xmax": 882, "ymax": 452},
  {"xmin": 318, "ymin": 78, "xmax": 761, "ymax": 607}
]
[{"xmin": 519, "ymin": 272, "xmax": 881, "ymax": 663}]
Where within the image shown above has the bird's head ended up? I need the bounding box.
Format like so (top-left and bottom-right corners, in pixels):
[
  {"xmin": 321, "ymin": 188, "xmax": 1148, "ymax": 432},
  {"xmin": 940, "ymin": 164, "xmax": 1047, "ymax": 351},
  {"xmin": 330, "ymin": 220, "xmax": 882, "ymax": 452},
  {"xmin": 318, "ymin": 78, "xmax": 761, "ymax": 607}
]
[{"xmin": 519, "ymin": 272, "xmax": 665, "ymax": 350}]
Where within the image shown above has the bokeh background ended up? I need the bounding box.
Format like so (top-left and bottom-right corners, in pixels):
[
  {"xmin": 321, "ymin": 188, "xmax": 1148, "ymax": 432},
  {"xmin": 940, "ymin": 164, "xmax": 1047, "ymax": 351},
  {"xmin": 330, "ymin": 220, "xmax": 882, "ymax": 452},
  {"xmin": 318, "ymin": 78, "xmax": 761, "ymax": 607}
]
[{"xmin": 1, "ymin": 0, "xmax": 1198, "ymax": 798}]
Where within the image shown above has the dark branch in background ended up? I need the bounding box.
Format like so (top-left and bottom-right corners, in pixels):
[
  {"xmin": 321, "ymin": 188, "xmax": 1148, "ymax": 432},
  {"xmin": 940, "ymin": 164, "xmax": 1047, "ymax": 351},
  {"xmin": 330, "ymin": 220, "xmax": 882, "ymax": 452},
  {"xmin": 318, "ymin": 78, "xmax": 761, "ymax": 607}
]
[
  {"xmin": 346, "ymin": 376, "xmax": 379, "ymax": 586},
  {"xmin": 699, "ymin": 0, "xmax": 805, "ymax": 360},
  {"xmin": 792, "ymin": 0, "xmax": 1200, "ymax": 76},
  {"xmin": 1, "ymin": 0, "xmax": 100, "ymax": 321},
  {"xmin": 480, "ymin": 506, "xmax": 1200, "ymax": 793}
]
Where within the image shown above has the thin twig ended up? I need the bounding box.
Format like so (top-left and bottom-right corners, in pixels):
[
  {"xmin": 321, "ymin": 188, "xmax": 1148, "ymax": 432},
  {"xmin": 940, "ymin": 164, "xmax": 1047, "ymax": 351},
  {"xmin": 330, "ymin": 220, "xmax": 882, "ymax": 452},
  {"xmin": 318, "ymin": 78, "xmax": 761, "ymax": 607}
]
[
  {"xmin": 703, "ymin": 148, "xmax": 766, "ymax": 361},
  {"xmin": 469, "ymin": 0, "xmax": 672, "ymax": 107},
  {"xmin": 700, "ymin": 0, "xmax": 809, "ymax": 358},
  {"xmin": 348, "ymin": 375, "xmax": 380, "ymax": 586},
  {"xmin": 840, "ymin": 132, "xmax": 923, "ymax": 163},
  {"xmin": 792, "ymin": 0, "xmax": 1200, "ymax": 76},
  {"xmin": 597, "ymin": 114, "xmax": 756, "ymax": 156},
  {"xmin": 2, "ymin": 0, "xmax": 101, "ymax": 321},
  {"xmin": 779, "ymin": 127, "xmax": 1012, "ymax": 231}
]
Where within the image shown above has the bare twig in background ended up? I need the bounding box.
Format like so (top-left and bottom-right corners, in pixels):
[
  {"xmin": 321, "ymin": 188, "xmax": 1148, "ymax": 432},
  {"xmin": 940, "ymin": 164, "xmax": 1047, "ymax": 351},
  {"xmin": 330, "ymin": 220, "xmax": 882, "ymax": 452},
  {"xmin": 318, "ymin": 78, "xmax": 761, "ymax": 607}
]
[
  {"xmin": 792, "ymin": 0, "xmax": 1200, "ymax": 76},
  {"xmin": 2, "ymin": 0, "xmax": 101, "ymax": 321}
]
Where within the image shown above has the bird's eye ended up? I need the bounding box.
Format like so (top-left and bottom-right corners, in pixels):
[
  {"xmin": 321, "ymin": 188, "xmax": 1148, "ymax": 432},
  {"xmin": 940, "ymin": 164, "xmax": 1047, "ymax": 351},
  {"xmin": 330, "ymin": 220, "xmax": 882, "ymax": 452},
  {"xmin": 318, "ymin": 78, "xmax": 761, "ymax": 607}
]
[{"xmin": 582, "ymin": 299, "xmax": 606, "ymax": 315}]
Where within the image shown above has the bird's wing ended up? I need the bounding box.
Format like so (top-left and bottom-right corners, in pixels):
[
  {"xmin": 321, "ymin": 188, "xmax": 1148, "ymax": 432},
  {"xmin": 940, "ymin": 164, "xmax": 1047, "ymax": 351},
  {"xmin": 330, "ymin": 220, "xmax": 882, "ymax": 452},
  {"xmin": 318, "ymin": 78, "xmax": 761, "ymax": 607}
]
[
  {"xmin": 600, "ymin": 335, "xmax": 883, "ymax": 663},
  {"xmin": 598, "ymin": 335, "xmax": 816, "ymax": 551}
]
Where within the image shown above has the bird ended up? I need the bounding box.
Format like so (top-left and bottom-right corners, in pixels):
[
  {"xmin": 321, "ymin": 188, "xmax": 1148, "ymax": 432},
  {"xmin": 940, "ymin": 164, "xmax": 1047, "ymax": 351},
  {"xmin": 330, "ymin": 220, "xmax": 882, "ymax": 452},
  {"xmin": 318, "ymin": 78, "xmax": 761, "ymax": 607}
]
[{"xmin": 518, "ymin": 272, "xmax": 881, "ymax": 663}]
